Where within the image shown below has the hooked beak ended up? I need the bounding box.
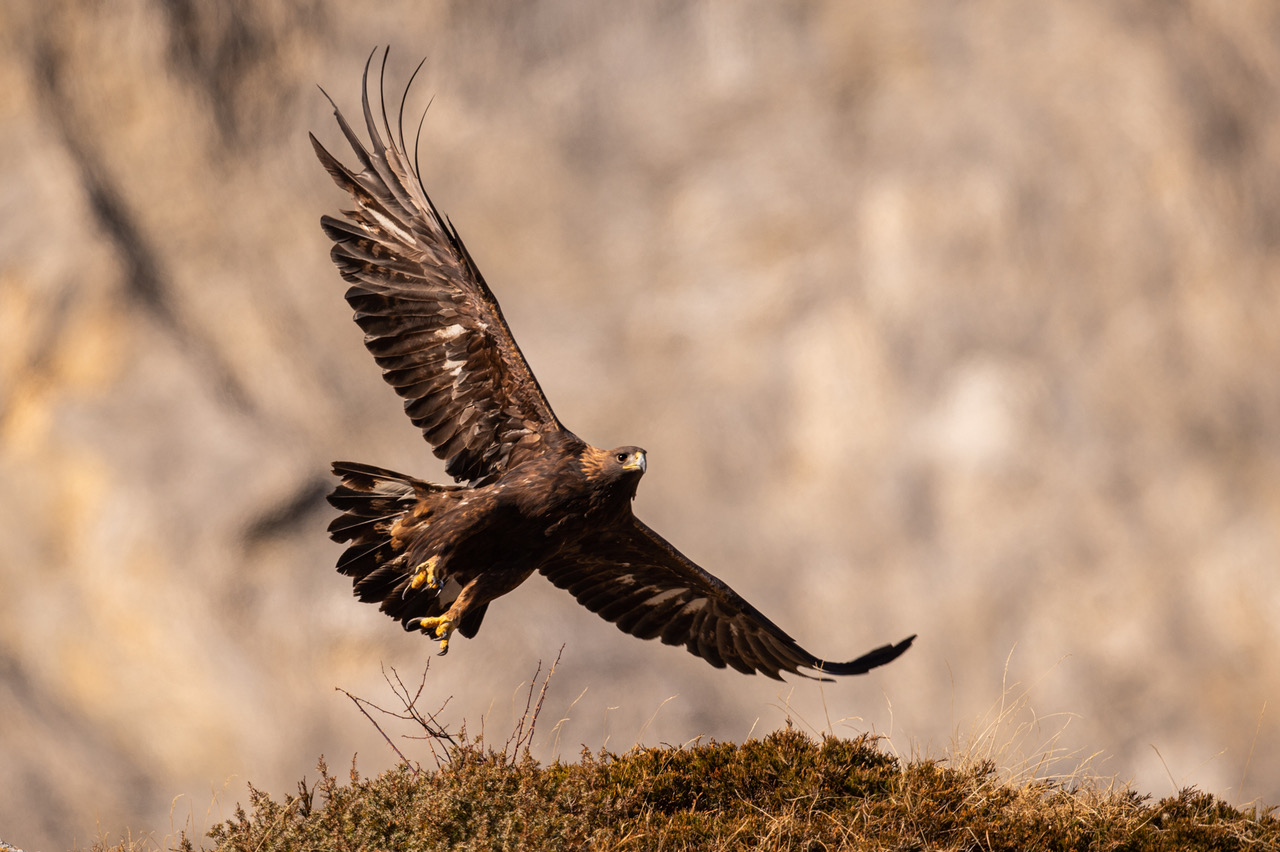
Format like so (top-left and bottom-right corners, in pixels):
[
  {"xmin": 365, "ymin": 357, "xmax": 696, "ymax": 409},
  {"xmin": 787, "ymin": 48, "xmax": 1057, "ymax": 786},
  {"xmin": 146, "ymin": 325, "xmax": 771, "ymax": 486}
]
[{"xmin": 622, "ymin": 450, "xmax": 647, "ymax": 473}]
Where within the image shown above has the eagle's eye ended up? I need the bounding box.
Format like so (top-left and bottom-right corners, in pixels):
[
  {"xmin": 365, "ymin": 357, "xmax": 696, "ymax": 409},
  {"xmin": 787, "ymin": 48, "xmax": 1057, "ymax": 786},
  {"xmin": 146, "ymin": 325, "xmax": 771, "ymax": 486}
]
[{"xmin": 615, "ymin": 452, "xmax": 628, "ymax": 463}]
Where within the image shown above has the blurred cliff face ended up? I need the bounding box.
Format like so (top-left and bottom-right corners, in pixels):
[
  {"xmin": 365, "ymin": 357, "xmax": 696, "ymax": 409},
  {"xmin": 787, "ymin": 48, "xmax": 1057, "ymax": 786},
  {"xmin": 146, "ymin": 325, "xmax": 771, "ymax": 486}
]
[{"xmin": 3, "ymin": 1, "xmax": 1280, "ymax": 848}]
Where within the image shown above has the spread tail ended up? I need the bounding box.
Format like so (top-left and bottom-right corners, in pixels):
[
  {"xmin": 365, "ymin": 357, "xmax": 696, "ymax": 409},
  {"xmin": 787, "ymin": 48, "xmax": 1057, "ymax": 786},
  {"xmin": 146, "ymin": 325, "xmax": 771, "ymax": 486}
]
[
  {"xmin": 327, "ymin": 461, "xmax": 438, "ymax": 604},
  {"xmin": 326, "ymin": 461, "xmax": 488, "ymax": 638}
]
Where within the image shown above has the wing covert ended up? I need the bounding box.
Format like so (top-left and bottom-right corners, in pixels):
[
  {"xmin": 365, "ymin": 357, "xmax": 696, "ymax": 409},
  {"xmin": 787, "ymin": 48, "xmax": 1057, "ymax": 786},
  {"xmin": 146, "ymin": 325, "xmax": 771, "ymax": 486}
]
[
  {"xmin": 538, "ymin": 516, "xmax": 915, "ymax": 680},
  {"xmin": 313, "ymin": 49, "xmax": 565, "ymax": 483}
]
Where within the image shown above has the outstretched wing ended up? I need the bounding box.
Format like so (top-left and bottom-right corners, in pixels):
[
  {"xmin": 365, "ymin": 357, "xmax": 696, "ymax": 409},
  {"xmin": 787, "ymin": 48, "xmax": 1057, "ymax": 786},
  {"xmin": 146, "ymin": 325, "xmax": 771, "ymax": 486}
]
[
  {"xmin": 312, "ymin": 49, "xmax": 566, "ymax": 484},
  {"xmin": 539, "ymin": 517, "xmax": 915, "ymax": 680}
]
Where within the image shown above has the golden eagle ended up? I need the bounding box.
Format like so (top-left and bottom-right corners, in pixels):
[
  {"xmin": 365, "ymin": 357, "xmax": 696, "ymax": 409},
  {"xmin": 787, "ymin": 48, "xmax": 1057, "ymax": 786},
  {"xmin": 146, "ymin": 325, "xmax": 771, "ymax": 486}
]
[{"xmin": 312, "ymin": 52, "xmax": 914, "ymax": 680}]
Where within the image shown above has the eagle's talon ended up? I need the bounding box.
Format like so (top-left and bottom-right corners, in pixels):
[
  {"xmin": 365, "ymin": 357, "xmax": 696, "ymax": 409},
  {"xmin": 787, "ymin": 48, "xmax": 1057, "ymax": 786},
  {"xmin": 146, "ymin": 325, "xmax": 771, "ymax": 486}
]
[
  {"xmin": 410, "ymin": 615, "xmax": 450, "ymax": 633},
  {"xmin": 431, "ymin": 617, "xmax": 454, "ymax": 655},
  {"xmin": 409, "ymin": 615, "xmax": 454, "ymax": 655},
  {"xmin": 406, "ymin": 555, "xmax": 442, "ymax": 597}
]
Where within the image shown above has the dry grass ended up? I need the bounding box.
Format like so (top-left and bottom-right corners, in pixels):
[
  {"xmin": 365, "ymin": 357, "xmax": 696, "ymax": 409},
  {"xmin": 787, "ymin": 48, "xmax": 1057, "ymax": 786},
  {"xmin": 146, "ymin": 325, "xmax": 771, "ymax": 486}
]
[
  {"xmin": 83, "ymin": 731, "xmax": 1279, "ymax": 852},
  {"xmin": 85, "ymin": 662, "xmax": 1278, "ymax": 852}
]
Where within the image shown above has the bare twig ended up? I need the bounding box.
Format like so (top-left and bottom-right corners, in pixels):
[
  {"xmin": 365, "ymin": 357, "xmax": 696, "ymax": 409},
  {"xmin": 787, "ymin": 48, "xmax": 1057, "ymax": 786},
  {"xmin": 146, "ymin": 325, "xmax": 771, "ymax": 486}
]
[
  {"xmin": 336, "ymin": 686, "xmax": 415, "ymax": 771},
  {"xmin": 525, "ymin": 645, "xmax": 563, "ymax": 750},
  {"xmin": 504, "ymin": 645, "xmax": 564, "ymax": 763},
  {"xmin": 383, "ymin": 664, "xmax": 456, "ymax": 744},
  {"xmin": 505, "ymin": 667, "xmax": 540, "ymax": 757},
  {"xmin": 338, "ymin": 651, "xmax": 564, "ymax": 771},
  {"xmin": 336, "ymin": 660, "xmax": 459, "ymax": 773}
]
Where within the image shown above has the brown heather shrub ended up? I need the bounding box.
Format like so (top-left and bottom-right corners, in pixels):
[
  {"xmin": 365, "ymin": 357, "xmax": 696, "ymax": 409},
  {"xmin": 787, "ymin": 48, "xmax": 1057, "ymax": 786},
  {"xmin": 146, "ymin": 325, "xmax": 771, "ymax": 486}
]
[{"xmin": 88, "ymin": 729, "xmax": 1278, "ymax": 852}]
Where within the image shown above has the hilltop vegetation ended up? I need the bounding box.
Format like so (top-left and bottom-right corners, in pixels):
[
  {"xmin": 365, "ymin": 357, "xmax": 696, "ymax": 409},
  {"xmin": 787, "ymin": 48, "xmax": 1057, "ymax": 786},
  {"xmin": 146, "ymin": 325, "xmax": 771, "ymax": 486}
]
[
  {"xmin": 90, "ymin": 728, "xmax": 1275, "ymax": 852},
  {"xmin": 84, "ymin": 664, "xmax": 1277, "ymax": 851}
]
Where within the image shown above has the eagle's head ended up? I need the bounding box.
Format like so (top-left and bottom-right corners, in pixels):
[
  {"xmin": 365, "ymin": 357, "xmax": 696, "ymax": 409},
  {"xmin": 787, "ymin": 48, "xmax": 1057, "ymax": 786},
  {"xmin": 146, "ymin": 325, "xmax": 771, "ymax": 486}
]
[
  {"xmin": 611, "ymin": 446, "xmax": 647, "ymax": 475},
  {"xmin": 581, "ymin": 445, "xmax": 647, "ymax": 501}
]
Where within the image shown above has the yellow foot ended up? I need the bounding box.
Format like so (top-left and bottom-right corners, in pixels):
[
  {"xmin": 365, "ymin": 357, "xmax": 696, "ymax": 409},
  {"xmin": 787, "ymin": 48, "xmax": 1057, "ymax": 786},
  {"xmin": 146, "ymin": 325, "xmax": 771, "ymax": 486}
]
[
  {"xmin": 408, "ymin": 556, "xmax": 441, "ymax": 593},
  {"xmin": 408, "ymin": 615, "xmax": 454, "ymax": 655}
]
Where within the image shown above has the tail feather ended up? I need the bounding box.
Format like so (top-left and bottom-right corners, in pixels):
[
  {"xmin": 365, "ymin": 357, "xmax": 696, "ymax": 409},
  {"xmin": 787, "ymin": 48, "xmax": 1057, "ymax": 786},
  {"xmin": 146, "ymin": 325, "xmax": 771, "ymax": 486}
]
[
  {"xmin": 352, "ymin": 561, "xmax": 412, "ymax": 604},
  {"xmin": 326, "ymin": 460, "xmax": 457, "ymax": 591},
  {"xmin": 327, "ymin": 462, "xmax": 418, "ymax": 586},
  {"xmin": 328, "ymin": 460, "xmax": 488, "ymax": 635}
]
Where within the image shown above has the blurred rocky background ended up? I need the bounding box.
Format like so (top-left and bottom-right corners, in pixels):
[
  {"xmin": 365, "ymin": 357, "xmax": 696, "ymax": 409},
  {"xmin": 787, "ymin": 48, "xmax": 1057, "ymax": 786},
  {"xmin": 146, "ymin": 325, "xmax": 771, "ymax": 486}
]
[{"xmin": 3, "ymin": 1, "xmax": 1279, "ymax": 848}]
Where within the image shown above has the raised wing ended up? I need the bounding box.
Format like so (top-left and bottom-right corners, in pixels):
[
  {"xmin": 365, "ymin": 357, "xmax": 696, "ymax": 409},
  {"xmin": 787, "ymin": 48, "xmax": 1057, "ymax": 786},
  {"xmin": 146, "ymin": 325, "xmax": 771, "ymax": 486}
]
[
  {"xmin": 312, "ymin": 49, "xmax": 566, "ymax": 483},
  {"xmin": 539, "ymin": 517, "xmax": 915, "ymax": 680}
]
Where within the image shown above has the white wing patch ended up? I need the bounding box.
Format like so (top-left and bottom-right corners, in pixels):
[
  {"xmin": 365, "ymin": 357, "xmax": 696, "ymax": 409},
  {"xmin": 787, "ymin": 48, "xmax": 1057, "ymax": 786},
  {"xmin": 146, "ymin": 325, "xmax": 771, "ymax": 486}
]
[
  {"xmin": 646, "ymin": 588, "xmax": 689, "ymax": 606},
  {"xmin": 364, "ymin": 209, "xmax": 415, "ymax": 245}
]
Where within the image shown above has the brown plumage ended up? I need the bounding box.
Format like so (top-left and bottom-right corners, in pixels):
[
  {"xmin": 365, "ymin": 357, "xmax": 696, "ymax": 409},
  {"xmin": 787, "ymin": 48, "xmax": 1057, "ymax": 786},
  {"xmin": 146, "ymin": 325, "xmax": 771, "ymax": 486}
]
[{"xmin": 313, "ymin": 50, "xmax": 915, "ymax": 680}]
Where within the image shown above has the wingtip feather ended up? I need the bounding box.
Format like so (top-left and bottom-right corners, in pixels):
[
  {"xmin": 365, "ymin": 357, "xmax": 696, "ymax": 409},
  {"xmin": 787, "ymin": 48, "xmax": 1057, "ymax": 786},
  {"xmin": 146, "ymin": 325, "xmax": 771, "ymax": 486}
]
[{"xmin": 813, "ymin": 633, "xmax": 916, "ymax": 677}]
